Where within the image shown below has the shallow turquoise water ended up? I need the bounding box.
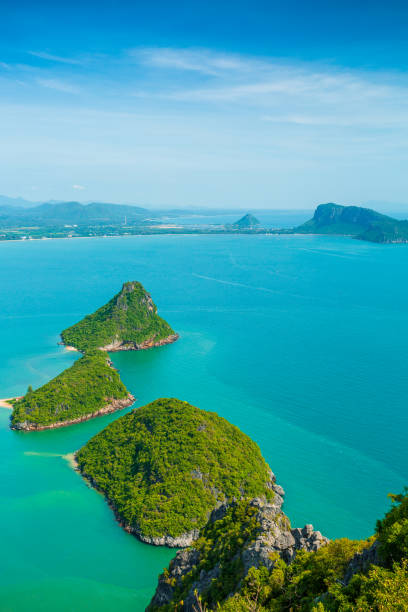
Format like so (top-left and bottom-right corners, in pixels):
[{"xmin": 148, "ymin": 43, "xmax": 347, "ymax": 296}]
[{"xmin": 0, "ymin": 234, "xmax": 407, "ymax": 610}]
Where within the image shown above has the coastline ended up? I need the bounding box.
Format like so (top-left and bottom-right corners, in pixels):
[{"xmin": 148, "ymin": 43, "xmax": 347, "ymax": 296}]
[
  {"xmin": 73, "ymin": 452, "xmax": 201, "ymax": 548},
  {"xmin": 59, "ymin": 333, "xmax": 179, "ymax": 353},
  {"xmin": 99, "ymin": 333, "xmax": 179, "ymax": 352},
  {"xmin": 11, "ymin": 393, "xmax": 135, "ymax": 431}
]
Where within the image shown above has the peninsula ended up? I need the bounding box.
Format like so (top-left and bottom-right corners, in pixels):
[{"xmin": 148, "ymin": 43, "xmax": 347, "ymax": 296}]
[
  {"xmin": 10, "ymin": 351, "xmax": 134, "ymax": 431},
  {"xmin": 61, "ymin": 281, "xmax": 178, "ymax": 352},
  {"xmin": 75, "ymin": 397, "xmax": 274, "ymax": 547}
]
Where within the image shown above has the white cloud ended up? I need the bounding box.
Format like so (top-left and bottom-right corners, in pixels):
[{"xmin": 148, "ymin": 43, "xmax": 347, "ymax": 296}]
[
  {"xmin": 133, "ymin": 47, "xmax": 258, "ymax": 76},
  {"xmin": 29, "ymin": 51, "xmax": 83, "ymax": 65},
  {"xmin": 37, "ymin": 78, "xmax": 80, "ymax": 94},
  {"xmin": 72, "ymin": 184, "xmax": 85, "ymax": 190}
]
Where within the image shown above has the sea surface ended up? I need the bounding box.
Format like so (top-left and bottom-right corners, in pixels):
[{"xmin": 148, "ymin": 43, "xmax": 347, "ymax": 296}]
[{"xmin": 0, "ymin": 234, "xmax": 407, "ymax": 611}]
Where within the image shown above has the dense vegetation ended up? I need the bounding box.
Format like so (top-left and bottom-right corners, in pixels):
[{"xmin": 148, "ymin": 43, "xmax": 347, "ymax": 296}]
[
  {"xmin": 76, "ymin": 398, "xmax": 273, "ymax": 539},
  {"xmin": 297, "ymin": 203, "xmax": 408, "ymax": 243},
  {"xmin": 61, "ymin": 281, "xmax": 176, "ymax": 352},
  {"xmin": 152, "ymin": 491, "xmax": 408, "ymax": 611},
  {"xmin": 11, "ymin": 350, "xmax": 130, "ymax": 428}
]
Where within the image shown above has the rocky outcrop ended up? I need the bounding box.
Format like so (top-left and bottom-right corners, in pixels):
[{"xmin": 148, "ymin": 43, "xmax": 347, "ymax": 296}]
[
  {"xmin": 126, "ymin": 527, "xmax": 200, "ymax": 548},
  {"xmin": 11, "ymin": 394, "xmax": 135, "ymax": 431},
  {"xmin": 148, "ymin": 474, "xmax": 328, "ymax": 611},
  {"xmin": 343, "ymin": 540, "xmax": 379, "ymax": 585},
  {"xmin": 99, "ymin": 333, "xmax": 179, "ymax": 352}
]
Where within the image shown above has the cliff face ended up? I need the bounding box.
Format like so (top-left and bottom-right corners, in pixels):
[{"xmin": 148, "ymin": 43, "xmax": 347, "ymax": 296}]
[{"xmin": 148, "ymin": 475, "xmax": 328, "ymax": 611}]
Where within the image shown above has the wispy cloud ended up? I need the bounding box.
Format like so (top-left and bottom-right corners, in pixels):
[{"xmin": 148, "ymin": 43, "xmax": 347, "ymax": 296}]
[
  {"xmin": 133, "ymin": 47, "xmax": 258, "ymax": 76},
  {"xmin": 37, "ymin": 78, "xmax": 80, "ymax": 94},
  {"xmin": 73, "ymin": 184, "xmax": 85, "ymax": 190},
  {"xmin": 29, "ymin": 51, "xmax": 83, "ymax": 65},
  {"xmin": 130, "ymin": 47, "xmax": 408, "ymax": 131}
]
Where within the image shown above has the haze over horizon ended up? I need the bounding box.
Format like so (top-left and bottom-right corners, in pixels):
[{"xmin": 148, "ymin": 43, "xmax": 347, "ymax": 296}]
[{"xmin": 1, "ymin": 0, "xmax": 408, "ymax": 210}]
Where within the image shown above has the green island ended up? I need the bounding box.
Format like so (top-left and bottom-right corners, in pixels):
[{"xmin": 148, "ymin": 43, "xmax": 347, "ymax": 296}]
[
  {"xmin": 75, "ymin": 397, "xmax": 274, "ymax": 546},
  {"xmin": 10, "ymin": 350, "xmax": 134, "ymax": 431},
  {"xmin": 10, "ymin": 281, "xmax": 177, "ymax": 430},
  {"xmin": 148, "ymin": 489, "xmax": 408, "ymax": 611},
  {"xmin": 61, "ymin": 281, "xmax": 178, "ymax": 352}
]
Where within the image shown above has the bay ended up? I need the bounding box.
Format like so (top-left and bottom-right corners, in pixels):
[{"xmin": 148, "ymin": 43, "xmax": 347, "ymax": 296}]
[{"xmin": 0, "ymin": 234, "xmax": 407, "ymax": 611}]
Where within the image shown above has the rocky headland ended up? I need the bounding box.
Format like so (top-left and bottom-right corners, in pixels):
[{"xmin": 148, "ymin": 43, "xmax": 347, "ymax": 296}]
[{"xmin": 148, "ymin": 474, "xmax": 329, "ymax": 610}]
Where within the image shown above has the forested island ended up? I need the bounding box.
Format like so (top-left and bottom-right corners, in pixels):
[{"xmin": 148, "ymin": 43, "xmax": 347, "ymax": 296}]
[
  {"xmin": 75, "ymin": 398, "xmax": 274, "ymax": 546},
  {"xmin": 61, "ymin": 281, "xmax": 178, "ymax": 352},
  {"xmin": 10, "ymin": 282, "xmax": 177, "ymax": 430},
  {"xmin": 10, "ymin": 351, "xmax": 134, "ymax": 430},
  {"xmin": 72, "ymin": 394, "xmax": 408, "ymax": 610}
]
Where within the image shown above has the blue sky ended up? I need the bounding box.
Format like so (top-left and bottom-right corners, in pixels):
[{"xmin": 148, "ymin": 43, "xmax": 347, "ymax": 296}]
[{"xmin": 1, "ymin": 0, "xmax": 408, "ymax": 208}]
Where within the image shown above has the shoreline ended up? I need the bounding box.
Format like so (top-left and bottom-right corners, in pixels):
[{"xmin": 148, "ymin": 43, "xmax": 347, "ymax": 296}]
[
  {"xmin": 11, "ymin": 393, "xmax": 135, "ymax": 431},
  {"xmin": 99, "ymin": 333, "xmax": 179, "ymax": 352},
  {"xmin": 73, "ymin": 453, "xmax": 199, "ymax": 548},
  {"xmin": 59, "ymin": 333, "xmax": 179, "ymax": 354}
]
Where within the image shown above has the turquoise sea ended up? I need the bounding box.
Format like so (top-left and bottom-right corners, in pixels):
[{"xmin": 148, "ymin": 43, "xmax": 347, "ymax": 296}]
[{"xmin": 0, "ymin": 234, "xmax": 407, "ymax": 611}]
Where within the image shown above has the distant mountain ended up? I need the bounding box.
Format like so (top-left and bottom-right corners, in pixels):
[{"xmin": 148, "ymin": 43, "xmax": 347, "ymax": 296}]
[
  {"xmin": 233, "ymin": 213, "xmax": 260, "ymax": 228},
  {"xmin": 0, "ymin": 194, "xmax": 40, "ymax": 208},
  {"xmin": 296, "ymin": 203, "xmax": 408, "ymax": 243},
  {"xmin": 0, "ymin": 201, "xmax": 148, "ymax": 227}
]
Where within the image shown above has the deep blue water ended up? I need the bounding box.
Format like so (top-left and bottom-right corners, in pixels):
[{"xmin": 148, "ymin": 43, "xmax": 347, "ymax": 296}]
[{"xmin": 0, "ymin": 234, "xmax": 407, "ymax": 610}]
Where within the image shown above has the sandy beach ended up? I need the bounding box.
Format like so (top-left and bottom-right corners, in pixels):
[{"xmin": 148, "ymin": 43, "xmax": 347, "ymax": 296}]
[
  {"xmin": 64, "ymin": 345, "xmax": 78, "ymax": 352},
  {"xmin": 0, "ymin": 397, "xmax": 21, "ymax": 409}
]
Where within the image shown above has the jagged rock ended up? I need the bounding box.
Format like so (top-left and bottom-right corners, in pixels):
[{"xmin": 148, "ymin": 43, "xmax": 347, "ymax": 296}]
[
  {"xmin": 148, "ymin": 479, "xmax": 329, "ymax": 611},
  {"xmin": 343, "ymin": 541, "xmax": 379, "ymax": 585}
]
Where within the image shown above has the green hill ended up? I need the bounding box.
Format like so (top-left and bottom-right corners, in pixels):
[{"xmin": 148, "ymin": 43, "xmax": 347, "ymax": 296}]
[
  {"xmin": 233, "ymin": 213, "xmax": 260, "ymax": 228},
  {"xmin": 296, "ymin": 203, "xmax": 408, "ymax": 243},
  {"xmin": 61, "ymin": 281, "xmax": 178, "ymax": 352},
  {"xmin": 10, "ymin": 350, "xmax": 133, "ymax": 430},
  {"xmin": 75, "ymin": 398, "xmax": 273, "ymax": 546}
]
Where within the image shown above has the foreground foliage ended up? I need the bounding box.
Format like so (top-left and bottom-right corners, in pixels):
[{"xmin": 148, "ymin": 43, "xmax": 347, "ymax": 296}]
[
  {"xmin": 76, "ymin": 398, "xmax": 273, "ymax": 539},
  {"xmin": 152, "ymin": 492, "xmax": 408, "ymax": 611},
  {"xmin": 61, "ymin": 280, "xmax": 175, "ymax": 352},
  {"xmin": 11, "ymin": 350, "xmax": 129, "ymax": 428}
]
